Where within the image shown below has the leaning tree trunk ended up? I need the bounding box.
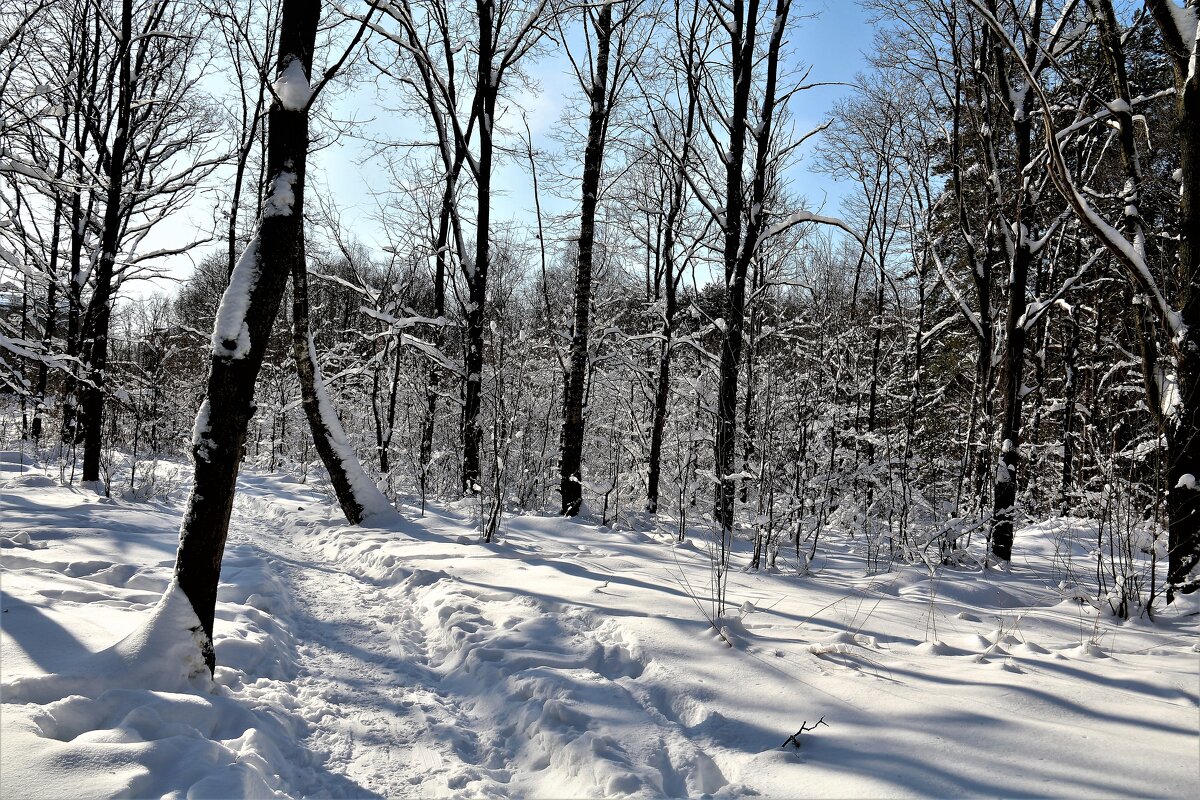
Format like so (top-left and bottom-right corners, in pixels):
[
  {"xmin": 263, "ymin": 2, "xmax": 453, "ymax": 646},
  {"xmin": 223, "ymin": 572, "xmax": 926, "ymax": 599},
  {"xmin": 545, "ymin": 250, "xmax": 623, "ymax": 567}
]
[
  {"xmin": 292, "ymin": 247, "xmax": 395, "ymax": 525},
  {"xmin": 560, "ymin": 3, "xmax": 613, "ymax": 516},
  {"xmin": 174, "ymin": 0, "xmax": 320, "ymax": 673},
  {"xmin": 77, "ymin": 0, "xmax": 134, "ymax": 483}
]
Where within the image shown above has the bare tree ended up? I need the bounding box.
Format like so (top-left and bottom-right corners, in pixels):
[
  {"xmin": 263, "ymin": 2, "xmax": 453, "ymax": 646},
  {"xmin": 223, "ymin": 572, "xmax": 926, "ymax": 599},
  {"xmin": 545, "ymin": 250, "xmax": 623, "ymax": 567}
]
[
  {"xmin": 373, "ymin": 0, "xmax": 549, "ymax": 496},
  {"xmin": 559, "ymin": 0, "xmax": 643, "ymax": 515}
]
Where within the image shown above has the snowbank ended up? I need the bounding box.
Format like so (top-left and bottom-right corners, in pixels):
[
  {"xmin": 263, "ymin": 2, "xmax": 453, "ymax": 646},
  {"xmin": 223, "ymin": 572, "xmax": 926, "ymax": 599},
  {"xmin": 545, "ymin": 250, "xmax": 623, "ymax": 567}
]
[
  {"xmin": 0, "ymin": 473, "xmax": 351, "ymax": 798},
  {"xmin": 2, "ymin": 580, "xmax": 210, "ymax": 705}
]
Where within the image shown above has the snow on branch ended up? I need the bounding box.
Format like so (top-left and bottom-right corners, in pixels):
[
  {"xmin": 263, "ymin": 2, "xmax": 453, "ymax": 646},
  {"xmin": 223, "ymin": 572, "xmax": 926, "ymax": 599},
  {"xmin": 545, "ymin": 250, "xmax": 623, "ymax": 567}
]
[
  {"xmin": 928, "ymin": 243, "xmax": 984, "ymax": 337},
  {"xmin": 756, "ymin": 210, "xmax": 860, "ymax": 254},
  {"xmin": 965, "ymin": 0, "xmax": 1185, "ymax": 342}
]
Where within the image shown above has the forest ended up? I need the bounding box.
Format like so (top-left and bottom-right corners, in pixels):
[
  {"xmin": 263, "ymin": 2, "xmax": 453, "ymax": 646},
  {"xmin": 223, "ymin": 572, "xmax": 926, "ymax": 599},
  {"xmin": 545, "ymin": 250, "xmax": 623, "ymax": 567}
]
[{"xmin": 0, "ymin": 0, "xmax": 1197, "ymax": 797}]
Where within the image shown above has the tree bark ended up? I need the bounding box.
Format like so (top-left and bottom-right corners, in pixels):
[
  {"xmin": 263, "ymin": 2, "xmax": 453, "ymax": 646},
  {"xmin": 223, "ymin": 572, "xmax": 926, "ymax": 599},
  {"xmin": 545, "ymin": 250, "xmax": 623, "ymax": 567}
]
[
  {"xmin": 173, "ymin": 0, "xmax": 320, "ymax": 672},
  {"xmin": 78, "ymin": 0, "xmax": 135, "ymax": 483},
  {"xmin": 560, "ymin": 3, "xmax": 613, "ymax": 516}
]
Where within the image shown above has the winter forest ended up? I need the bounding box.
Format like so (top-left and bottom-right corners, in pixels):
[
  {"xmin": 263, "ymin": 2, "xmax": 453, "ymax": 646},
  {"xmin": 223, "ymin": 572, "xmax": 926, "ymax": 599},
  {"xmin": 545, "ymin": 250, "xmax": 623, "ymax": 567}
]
[{"xmin": 1, "ymin": 0, "xmax": 1198, "ymax": 796}]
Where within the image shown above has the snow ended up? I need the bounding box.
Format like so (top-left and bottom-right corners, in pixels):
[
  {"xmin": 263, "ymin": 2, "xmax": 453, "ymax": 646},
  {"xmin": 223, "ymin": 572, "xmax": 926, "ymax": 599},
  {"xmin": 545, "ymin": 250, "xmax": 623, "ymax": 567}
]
[
  {"xmin": 2, "ymin": 579, "xmax": 211, "ymax": 706},
  {"xmin": 760, "ymin": 209, "xmax": 853, "ymax": 243},
  {"xmin": 263, "ymin": 171, "xmax": 297, "ymax": 217},
  {"xmin": 272, "ymin": 57, "xmax": 312, "ymax": 111},
  {"xmin": 1177, "ymin": 473, "xmax": 1197, "ymax": 490},
  {"xmin": 1164, "ymin": 0, "xmax": 1198, "ymax": 58},
  {"xmin": 3, "ymin": 464, "xmax": 1197, "ymax": 798},
  {"xmin": 210, "ymin": 236, "xmax": 260, "ymax": 360},
  {"xmin": 191, "ymin": 397, "xmax": 212, "ymax": 461},
  {"xmin": 1157, "ymin": 364, "xmax": 1181, "ymax": 419}
]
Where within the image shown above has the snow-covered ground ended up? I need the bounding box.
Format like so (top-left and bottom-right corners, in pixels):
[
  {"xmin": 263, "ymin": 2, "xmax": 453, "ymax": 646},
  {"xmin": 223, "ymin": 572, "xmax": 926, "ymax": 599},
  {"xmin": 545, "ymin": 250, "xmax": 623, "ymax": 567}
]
[{"xmin": 2, "ymin": 453, "xmax": 1197, "ymax": 798}]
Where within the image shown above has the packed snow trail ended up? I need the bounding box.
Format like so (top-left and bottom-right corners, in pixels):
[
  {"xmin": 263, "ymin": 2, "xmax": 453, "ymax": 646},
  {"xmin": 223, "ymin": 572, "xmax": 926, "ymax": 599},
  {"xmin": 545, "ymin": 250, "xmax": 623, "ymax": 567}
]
[
  {"xmin": 238, "ymin": 482, "xmax": 743, "ymax": 798},
  {"xmin": 248, "ymin": 522, "xmax": 511, "ymax": 797}
]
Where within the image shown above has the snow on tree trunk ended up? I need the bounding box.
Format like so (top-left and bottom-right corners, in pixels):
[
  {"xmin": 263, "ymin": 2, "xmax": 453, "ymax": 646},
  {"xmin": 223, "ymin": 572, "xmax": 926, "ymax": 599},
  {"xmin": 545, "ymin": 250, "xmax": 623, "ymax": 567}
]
[
  {"xmin": 292, "ymin": 255, "xmax": 396, "ymax": 525},
  {"xmin": 173, "ymin": 0, "xmax": 321, "ymax": 674}
]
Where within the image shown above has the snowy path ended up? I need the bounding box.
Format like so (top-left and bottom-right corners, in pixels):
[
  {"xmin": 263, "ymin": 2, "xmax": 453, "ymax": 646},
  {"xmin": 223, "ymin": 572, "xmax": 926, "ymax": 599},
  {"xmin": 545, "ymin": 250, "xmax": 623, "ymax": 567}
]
[
  {"xmin": 235, "ymin": 484, "xmax": 1200, "ymax": 799},
  {"xmin": 251, "ymin": 521, "xmax": 509, "ymax": 798},
  {"xmin": 235, "ymin": 488, "xmax": 744, "ymax": 799}
]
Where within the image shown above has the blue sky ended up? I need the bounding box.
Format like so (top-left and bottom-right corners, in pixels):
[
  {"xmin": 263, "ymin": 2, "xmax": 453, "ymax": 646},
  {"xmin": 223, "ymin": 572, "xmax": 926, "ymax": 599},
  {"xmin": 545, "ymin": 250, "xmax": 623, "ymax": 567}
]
[{"xmin": 136, "ymin": 1, "xmax": 874, "ymax": 297}]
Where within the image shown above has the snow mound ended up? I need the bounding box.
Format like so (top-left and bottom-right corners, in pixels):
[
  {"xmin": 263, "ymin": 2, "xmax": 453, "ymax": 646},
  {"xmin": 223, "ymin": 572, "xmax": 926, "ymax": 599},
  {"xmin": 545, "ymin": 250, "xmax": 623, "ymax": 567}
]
[
  {"xmin": 2, "ymin": 472, "xmax": 58, "ymax": 488},
  {"xmin": 808, "ymin": 630, "xmax": 873, "ymax": 656},
  {"xmin": 1, "ymin": 477, "xmax": 350, "ymax": 798},
  {"xmin": 1, "ymin": 529, "xmax": 47, "ymax": 549},
  {"xmin": 1, "ymin": 582, "xmax": 300, "ymax": 799},
  {"xmin": 1061, "ymin": 641, "xmax": 1109, "ymax": 659},
  {"xmin": 913, "ymin": 640, "xmax": 953, "ymax": 656},
  {"xmin": 3, "ymin": 580, "xmax": 210, "ymax": 705}
]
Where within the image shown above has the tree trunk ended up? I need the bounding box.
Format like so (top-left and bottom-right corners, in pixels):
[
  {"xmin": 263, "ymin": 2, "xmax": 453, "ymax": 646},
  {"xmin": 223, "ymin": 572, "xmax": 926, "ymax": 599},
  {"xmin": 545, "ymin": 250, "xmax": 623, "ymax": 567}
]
[
  {"xmin": 1160, "ymin": 9, "xmax": 1200, "ymax": 598},
  {"xmin": 60, "ymin": 8, "xmax": 92, "ymax": 449},
  {"xmin": 1094, "ymin": 0, "xmax": 1199, "ymax": 596},
  {"xmin": 420, "ymin": 195, "xmax": 451, "ymax": 506},
  {"xmin": 292, "ymin": 244, "xmax": 394, "ymax": 525},
  {"xmin": 987, "ymin": 2, "xmax": 1041, "ymax": 565},
  {"xmin": 990, "ymin": 186, "xmax": 1032, "ymax": 563},
  {"xmin": 645, "ymin": 292, "xmax": 674, "ymax": 514},
  {"xmin": 78, "ymin": 0, "xmax": 135, "ymax": 483},
  {"xmin": 1060, "ymin": 278, "xmax": 1080, "ymax": 516},
  {"xmin": 560, "ymin": 3, "xmax": 613, "ymax": 516},
  {"xmin": 713, "ymin": 0, "xmax": 758, "ymax": 546},
  {"xmin": 461, "ymin": 0, "xmax": 496, "ymax": 496},
  {"xmin": 173, "ymin": 0, "xmax": 320, "ymax": 673},
  {"xmin": 31, "ymin": 95, "xmax": 70, "ymax": 444},
  {"xmin": 645, "ymin": 22, "xmax": 699, "ymax": 515}
]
